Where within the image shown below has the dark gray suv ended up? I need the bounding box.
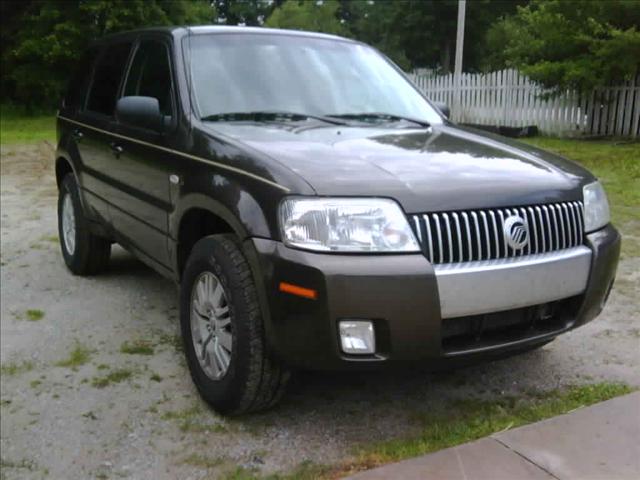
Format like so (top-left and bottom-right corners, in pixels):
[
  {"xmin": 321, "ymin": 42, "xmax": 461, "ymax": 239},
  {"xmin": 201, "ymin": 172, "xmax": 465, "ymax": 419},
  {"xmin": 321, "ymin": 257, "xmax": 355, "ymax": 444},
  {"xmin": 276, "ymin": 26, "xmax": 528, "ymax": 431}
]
[{"xmin": 55, "ymin": 26, "xmax": 620, "ymax": 414}]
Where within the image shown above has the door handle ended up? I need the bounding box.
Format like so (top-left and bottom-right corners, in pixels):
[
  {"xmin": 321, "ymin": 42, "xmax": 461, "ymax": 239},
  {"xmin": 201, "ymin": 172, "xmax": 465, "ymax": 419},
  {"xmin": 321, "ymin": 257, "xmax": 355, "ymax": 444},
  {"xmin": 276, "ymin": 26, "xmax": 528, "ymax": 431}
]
[
  {"xmin": 72, "ymin": 129, "xmax": 83, "ymax": 141},
  {"xmin": 110, "ymin": 142, "xmax": 123, "ymax": 157}
]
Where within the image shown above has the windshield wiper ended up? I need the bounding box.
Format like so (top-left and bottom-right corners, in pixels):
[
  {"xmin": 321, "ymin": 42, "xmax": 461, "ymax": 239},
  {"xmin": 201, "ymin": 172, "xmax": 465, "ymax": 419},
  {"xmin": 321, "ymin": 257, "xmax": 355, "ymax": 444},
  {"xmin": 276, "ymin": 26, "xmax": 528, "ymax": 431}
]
[
  {"xmin": 201, "ymin": 111, "xmax": 347, "ymax": 125},
  {"xmin": 326, "ymin": 112, "xmax": 431, "ymax": 128}
]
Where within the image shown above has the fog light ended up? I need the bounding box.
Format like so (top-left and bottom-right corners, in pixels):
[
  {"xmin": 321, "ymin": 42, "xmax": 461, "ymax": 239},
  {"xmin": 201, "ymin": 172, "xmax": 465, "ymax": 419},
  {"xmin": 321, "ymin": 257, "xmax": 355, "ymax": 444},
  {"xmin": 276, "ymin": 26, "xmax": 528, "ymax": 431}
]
[{"xmin": 339, "ymin": 320, "xmax": 375, "ymax": 355}]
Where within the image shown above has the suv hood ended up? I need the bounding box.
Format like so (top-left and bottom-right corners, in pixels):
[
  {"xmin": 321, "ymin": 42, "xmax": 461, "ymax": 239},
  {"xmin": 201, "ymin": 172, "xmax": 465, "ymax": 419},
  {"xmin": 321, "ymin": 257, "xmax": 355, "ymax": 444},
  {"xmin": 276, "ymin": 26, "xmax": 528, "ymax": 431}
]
[{"xmin": 206, "ymin": 123, "xmax": 592, "ymax": 213}]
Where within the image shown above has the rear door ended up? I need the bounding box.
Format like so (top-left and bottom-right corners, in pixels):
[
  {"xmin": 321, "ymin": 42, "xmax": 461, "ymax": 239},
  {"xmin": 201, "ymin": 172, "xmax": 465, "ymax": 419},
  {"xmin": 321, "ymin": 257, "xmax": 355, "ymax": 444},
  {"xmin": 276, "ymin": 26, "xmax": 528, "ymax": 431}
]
[
  {"xmin": 74, "ymin": 41, "xmax": 133, "ymax": 226},
  {"xmin": 108, "ymin": 37, "xmax": 178, "ymax": 269}
]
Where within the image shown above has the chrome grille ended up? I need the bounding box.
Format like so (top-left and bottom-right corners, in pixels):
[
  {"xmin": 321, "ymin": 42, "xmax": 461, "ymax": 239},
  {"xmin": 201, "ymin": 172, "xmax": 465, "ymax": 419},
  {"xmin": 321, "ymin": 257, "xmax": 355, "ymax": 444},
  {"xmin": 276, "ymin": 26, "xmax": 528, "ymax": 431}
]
[{"xmin": 410, "ymin": 202, "xmax": 584, "ymax": 264}]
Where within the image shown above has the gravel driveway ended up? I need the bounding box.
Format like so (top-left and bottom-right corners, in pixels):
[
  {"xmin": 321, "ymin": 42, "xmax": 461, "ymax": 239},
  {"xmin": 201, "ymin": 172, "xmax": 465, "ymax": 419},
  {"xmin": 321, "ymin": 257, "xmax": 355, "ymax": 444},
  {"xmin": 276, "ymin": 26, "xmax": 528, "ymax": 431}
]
[{"xmin": 1, "ymin": 143, "xmax": 639, "ymax": 480}]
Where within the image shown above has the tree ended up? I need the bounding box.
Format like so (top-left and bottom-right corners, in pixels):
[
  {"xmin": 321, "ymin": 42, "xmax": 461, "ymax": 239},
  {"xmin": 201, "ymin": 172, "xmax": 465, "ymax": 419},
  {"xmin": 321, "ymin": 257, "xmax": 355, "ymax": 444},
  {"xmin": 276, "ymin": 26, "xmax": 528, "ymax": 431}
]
[
  {"xmin": 264, "ymin": 0, "xmax": 349, "ymax": 36},
  {"xmin": 343, "ymin": 0, "xmax": 524, "ymax": 72},
  {"xmin": 486, "ymin": 0, "xmax": 640, "ymax": 92},
  {"xmin": 2, "ymin": 0, "xmax": 215, "ymax": 110},
  {"xmin": 213, "ymin": 0, "xmax": 283, "ymax": 26}
]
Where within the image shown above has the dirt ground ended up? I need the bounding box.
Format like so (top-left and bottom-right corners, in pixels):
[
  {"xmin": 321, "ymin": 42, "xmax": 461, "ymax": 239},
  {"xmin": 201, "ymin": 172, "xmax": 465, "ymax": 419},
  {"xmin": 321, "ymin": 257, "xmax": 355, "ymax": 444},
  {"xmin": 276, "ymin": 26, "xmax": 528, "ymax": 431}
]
[{"xmin": 1, "ymin": 143, "xmax": 639, "ymax": 480}]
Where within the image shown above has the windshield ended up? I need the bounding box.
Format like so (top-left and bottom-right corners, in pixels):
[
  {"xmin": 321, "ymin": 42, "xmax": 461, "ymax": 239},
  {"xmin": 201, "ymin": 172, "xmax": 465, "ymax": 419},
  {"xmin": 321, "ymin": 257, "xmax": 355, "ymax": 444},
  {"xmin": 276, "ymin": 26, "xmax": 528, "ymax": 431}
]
[{"xmin": 188, "ymin": 33, "xmax": 442, "ymax": 125}]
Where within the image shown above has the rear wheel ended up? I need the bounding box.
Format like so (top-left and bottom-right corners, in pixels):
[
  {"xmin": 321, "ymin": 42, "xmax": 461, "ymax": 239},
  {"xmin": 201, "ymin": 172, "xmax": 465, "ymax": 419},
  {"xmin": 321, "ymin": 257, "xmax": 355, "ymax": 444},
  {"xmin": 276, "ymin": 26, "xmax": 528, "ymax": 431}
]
[
  {"xmin": 58, "ymin": 174, "xmax": 111, "ymax": 275},
  {"xmin": 180, "ymin": 234, "xmax": 289, "ymax": 415}
]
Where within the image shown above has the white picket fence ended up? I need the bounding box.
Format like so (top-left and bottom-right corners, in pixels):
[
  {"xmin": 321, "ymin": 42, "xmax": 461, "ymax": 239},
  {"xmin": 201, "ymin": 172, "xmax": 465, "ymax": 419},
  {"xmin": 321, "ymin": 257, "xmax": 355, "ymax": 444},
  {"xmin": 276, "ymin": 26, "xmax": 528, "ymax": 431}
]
[{"xmin": 408, "ymin": 69, "xmax": 640, "ymax": 137}]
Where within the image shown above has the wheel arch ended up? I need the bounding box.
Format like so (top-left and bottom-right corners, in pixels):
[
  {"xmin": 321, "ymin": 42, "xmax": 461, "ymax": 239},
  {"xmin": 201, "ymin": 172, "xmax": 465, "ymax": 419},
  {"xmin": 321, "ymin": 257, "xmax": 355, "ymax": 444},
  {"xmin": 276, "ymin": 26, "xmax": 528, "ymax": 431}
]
[
  {"xmin": 55, "ymin": 155, "xmax": 76, "ymax": 189},
  {"xmin": 172, "ymin": 197, "xmax": 250, "ymax": 280}
]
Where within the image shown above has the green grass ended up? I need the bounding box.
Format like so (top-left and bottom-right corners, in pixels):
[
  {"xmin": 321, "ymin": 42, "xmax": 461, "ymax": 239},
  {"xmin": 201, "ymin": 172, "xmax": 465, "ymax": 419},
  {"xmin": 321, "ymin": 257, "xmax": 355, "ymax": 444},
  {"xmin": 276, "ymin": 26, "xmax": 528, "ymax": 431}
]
[
  {"xmin": 120, "ymin": 340, "xmax": 155, "ymax": 356},
  {"xmin": 24, "ymin": 309, "xmax": 45, "ymax": 321},
  {"xmin": 350, "ymin": 383, "xmax": 632, "ymax": 469},
  {"xmin": 161, "ymin": 405, "xmax": 228, "ymax": 433},
  {"xmin": 91, "ymin": 368, "xmax": 134, "ymax": 388},
  {"xmin": 521, "ymin": 138, "xmax": 639, "ymax": 226},
  {"xmin": 0, "ymin": 457, "xmax": 37, "ymax": 473},
  {"xmin": 181, "ymin": 453, "xmax": 226, "ymax": 469},
  {"xmin": 0, "ymin": 360, "xmax": 34, "ymax": 377},
  {"xmin": 40, "ymin": 235, "xmax": 59, "ymax": 243},
  {"xmin": 0, "ymin": 105, "xmax": 55, "ymax": 145},
  {"xmin": 55, "ymin": 342, "xmax": 92, "ymax": 368},
  {"xmin": 220, "ymin": 383, "xmax": 632, "ymax": 480},
  {"xmin": 157, "ymin": 333, "xmax": 184, "ymax": 353}
]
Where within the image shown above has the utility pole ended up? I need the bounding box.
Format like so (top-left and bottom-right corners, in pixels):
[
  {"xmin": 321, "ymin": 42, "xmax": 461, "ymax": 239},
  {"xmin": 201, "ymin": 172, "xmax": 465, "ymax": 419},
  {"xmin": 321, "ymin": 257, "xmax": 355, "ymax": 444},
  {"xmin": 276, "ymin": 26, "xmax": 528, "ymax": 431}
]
[
  {"xmin": 454, "ymin": 0, "xmax": 466, "ymax": 121},
  {"xmin": 454, "ymin": 0, "xmax": 466, "ymax": 78}
]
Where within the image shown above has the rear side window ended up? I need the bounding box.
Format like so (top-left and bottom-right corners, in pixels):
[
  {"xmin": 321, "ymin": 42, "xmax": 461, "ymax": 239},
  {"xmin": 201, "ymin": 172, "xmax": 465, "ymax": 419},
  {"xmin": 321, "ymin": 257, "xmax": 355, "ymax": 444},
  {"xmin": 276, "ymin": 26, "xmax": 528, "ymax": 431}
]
[
  {"xmin": 63, "ymin": 47, "xmax": 98, "ymax": 109},
  {"xmin": 124, "ymin": 40, "xmax": 173, "ymax": 116},
  {"xmin": 86, "ymin": 42, "xmax": 132, "ymax": 116}
]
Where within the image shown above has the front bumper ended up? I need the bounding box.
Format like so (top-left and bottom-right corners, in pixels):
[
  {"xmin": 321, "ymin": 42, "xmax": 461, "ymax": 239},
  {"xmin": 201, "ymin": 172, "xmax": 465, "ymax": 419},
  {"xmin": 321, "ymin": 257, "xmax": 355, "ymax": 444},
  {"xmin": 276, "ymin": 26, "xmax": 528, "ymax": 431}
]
[{"xmin": 248, "ymin": 224, "xmax": 620, "ymax": 371}]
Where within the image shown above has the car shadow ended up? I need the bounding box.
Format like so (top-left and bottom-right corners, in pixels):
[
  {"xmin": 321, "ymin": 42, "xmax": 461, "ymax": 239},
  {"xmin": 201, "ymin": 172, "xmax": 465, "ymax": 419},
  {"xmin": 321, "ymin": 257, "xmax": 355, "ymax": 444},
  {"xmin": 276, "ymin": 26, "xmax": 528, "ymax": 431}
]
[{"xmin": 100, "ymin": 243, "xmax": 559, "ymax": 446}]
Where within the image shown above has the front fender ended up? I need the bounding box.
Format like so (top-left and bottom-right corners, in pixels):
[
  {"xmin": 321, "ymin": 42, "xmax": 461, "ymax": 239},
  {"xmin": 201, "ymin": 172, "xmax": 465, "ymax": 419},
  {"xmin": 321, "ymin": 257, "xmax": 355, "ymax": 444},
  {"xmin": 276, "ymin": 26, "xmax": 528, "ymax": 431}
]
[{"xmin": 169, "ymin": 192, "xmax": 256, "ymax": 241}]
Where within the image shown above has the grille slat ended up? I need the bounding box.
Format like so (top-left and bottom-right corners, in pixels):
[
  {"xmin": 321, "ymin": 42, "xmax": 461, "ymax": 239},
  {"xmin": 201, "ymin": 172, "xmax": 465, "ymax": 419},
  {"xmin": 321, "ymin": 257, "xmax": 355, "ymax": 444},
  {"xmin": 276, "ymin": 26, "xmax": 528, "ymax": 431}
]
[
  {"xmin": 443, "ymin": 213, "xmax": 454, "ymax": 264},
  {"xmin": 452, "ymin": 213, "xmax": 463, "ymax": 263},
  {"xmin": 433, "ymin": 213, "xmax": 444, "ymax": 264},
  {"xmin": 535, "ymin": 206, "xmax": 545, "ymax": 253},
  {"xmin": 470, "ymin": 211, "xmax": 482, "ymax": 260},
  {"xmin": 480, "ymin": 211, "xmax": 491, "ymax": 259},
  {"xmin": 423, "ymin": 215, "xmax": 434, "ymax": 262},
  {"xmin": 411, "ymin": 201, "xmax": 584, "ymax": 265},
  {"xmin": 519, "ymin": 208, "xmax": 529, "ymax": 256},
  {"xmin": 527, "ymin": 207, "xmax": 538, "ymax": 254},
  {"xmin": 569, "ymin": 203, "xmax": 578, "ymax": 247},
  {"xmin": 462, "ymin": 212, "xmax": 472, "ymax": 262},
  {"xmin": 549, "ymin": 205, "xmax": 560, "ymax": 250}
]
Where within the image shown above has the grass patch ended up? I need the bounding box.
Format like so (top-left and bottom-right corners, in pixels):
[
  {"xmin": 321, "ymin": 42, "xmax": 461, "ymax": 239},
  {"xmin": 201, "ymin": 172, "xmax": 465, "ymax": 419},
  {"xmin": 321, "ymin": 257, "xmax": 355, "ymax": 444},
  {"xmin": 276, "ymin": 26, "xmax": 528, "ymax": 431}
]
[
  {"xmin": 157, "ymin": 333, "xmax": 183, "ymax": 353},
  {"xmin": 0, "ymin": 360, "xmax": 34, "ymax": 376},
  {"xmin": 221, "ymin": 383, "xmax": 632, "ymax": 480},
  {"xmin": 181, "ymin": 453, "xmax": 226, "ymax": 469},
  {"xmin": 0, "ymin": 105, "xmax": 55, "ymax": 145},
  {"xmin": 91, "ymin": 368, "xmax": 133, "ymax": 388},
  {"xmin": 150, "ymin": 373, "xmax": 162, "ymax": 382},
  {"xmin": 55, "ymin": 342, "xmax": 91, "ymax": 368},
  {"xmin": 41, "ymin": 235, "xmax": 59, "ymax": 243},
  {"xmin": 349, "ymin": 382, "xmax": 632, "ymax": 474},
  {"xmin": 16, "ymin": 309, "xmax": 45, "ymax": 321},
  {"xmin": 522, "ymin": 138, "xmax": 640, "ymax": 225},
  {"xmin": 0, "ymin": 457, "xmax": 37, "ymax": 473},
  {"xmin": 120, "ymin": 339, "xmax": 154, "ymax": 356},
  {"xmin": 221, "ymin": 462, "xmax": 329, "ymax": 480},
  {"xmin": 161, "ymin": 405, "xmax": 227, "ymax": 433}
]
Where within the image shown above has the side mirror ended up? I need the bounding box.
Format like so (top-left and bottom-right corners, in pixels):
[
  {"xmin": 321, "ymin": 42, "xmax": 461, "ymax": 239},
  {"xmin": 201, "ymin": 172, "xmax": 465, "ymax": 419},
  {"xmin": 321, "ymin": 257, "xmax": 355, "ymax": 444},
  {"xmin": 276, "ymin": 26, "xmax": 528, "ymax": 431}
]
[
  {"xmin": 116, "ymin": 96, "xmax": 163, "ymax": 132},
  {"xmin": 434, "ymin": 102, "xmax": 450, "ymax": 119}
]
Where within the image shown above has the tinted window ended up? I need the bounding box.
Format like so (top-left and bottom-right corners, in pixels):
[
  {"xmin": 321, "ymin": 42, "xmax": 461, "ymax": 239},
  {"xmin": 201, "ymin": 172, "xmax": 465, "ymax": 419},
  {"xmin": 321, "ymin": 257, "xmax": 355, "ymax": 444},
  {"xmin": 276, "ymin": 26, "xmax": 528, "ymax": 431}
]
[
  {"xmin": 86, "ymin": 42, "xmax": 132, "ymax": 116},
  {"xmin": 124, "ymin": 40, "xmax": 173, "ymax": 116},
  {"xmin": 64, "ymin": 47, "xmax": 98, "ymax": 109}
]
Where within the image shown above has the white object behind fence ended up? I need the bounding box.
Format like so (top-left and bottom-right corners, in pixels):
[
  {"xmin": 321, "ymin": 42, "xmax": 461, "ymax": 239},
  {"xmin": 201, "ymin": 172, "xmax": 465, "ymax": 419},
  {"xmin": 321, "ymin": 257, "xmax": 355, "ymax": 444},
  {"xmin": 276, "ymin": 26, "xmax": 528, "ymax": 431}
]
[{"xmin": 408, "ymin": 69, "xmax": 640, "ymax": 138}]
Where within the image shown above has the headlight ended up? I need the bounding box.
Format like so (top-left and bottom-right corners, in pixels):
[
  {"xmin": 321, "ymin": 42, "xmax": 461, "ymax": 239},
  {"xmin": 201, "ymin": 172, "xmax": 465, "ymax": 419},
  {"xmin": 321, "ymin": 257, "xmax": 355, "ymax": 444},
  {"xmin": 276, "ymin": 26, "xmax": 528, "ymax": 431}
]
[
  {"xmin": 583, "ymin": 181, "xmax": 610, "ymax": 232},
  {"xmin": 279, "ymin": 197, "xmax": 420, "ymax": 252}
]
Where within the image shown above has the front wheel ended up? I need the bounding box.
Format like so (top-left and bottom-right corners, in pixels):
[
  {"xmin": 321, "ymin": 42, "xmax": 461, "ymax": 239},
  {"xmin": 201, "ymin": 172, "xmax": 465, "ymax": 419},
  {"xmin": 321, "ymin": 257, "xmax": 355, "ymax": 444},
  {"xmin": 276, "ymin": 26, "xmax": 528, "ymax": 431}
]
[
  {"xmin": 58, "ymin": 174, "xmax": 110, "ymax": 275},
  {"xmin": 180, "ymin": 234, "xmax": 289, "ymax": 415}
]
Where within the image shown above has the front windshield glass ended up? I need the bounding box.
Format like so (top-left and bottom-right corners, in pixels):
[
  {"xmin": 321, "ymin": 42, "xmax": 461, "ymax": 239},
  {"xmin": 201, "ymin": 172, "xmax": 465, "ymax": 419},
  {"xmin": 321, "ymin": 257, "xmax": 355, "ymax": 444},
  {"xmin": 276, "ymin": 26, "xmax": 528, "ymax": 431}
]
[{"xmin": 188, "ymin": 32, "xmax": 442, "ymax": 124}]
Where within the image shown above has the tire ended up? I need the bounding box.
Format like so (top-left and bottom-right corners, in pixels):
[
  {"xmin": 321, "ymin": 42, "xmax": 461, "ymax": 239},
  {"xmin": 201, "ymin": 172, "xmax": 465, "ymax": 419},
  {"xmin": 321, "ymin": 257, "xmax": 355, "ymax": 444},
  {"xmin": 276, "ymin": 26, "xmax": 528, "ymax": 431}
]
[
  {"xmin": 58, "ymin": 173, "xmax": 111, "ymax": 275},
  {"xmin": 180, "ymin": 234, "xmax": 290, "ymax": 415}
]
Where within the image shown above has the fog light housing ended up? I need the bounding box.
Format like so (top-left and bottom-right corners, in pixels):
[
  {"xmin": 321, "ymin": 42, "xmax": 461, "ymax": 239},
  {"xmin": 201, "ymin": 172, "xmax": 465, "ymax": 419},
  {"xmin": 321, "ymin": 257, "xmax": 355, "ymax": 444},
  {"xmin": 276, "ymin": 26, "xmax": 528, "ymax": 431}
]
[{"xmin": 339, "ymin": 320, "xmax": 375, "ymax": 355}]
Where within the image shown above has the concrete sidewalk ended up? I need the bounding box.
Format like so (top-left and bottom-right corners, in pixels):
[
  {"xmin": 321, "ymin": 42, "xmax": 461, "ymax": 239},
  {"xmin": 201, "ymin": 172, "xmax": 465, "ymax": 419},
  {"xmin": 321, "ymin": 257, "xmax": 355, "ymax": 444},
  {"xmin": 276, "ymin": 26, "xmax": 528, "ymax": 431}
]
[{"xmin": 347, "ymin": 391, "xmax": 640, "ymax": 480}]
